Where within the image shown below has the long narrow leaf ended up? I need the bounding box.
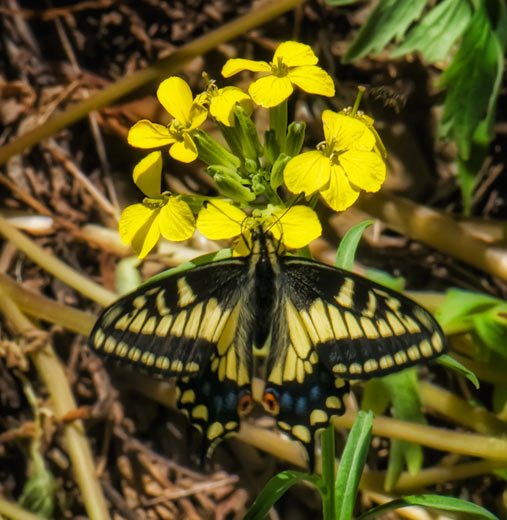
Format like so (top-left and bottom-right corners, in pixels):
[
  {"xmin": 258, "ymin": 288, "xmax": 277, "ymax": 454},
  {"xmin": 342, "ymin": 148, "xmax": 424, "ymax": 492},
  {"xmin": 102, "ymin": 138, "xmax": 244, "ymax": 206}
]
[
  {"xmin": 244, "ymin": 471, "xmax": 319, "ymax": 520},
  {"xmin": 357, "ymin": 494, "xmax": 500, "ymax": 520},
  {"xmin": 335, "ymin": 411, "xmax": 373, "ymax": 520}
]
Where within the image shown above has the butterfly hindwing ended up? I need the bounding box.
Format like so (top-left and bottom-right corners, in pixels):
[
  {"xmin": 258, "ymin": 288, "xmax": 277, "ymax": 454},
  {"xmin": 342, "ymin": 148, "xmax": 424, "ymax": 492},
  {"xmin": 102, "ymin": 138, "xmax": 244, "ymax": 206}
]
[
  {"xmin": 263, "ymin": 289, "xmax": 349, "ymax": 465},
  {"xmin": 89, "ymin": 257, "xmax": 254, "ymax": 453},
  {"xmin": 279, "ymin": 256, "xmax": 446, "ymax": 380}
]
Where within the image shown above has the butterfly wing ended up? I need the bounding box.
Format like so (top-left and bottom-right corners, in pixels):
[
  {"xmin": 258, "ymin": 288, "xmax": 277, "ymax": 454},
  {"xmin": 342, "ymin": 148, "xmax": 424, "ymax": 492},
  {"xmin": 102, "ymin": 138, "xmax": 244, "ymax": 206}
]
[
  {"xmin": 89, "ymin": 257, "xmax": 254, "ymax": 454},
  {"xmin": 278, "ymin": 256, "xmax": 446, "ymax": 380},
  {"xmin": 263, "ymin": 255, "xmax": 446, "ymax": 465}
]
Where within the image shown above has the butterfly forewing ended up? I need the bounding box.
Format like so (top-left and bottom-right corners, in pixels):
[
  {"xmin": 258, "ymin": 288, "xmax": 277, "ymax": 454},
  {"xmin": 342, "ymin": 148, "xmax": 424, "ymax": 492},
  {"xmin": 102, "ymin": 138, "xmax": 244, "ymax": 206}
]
[
  {"xmin": 279, "ymin": 256, "xmax": 446, "ymax": 380},
  {"xmin": 89, "ymin": 258, "xmax": 255, "ymax": 449}
]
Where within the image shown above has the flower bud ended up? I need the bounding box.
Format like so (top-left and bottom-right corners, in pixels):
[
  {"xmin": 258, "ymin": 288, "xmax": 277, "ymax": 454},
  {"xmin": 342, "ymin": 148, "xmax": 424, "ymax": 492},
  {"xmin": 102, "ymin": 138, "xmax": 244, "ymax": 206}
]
[
  {"xmin": 286, "ymin": 121, "xmax": 306, "ymax": 157},
  {"xmin": 209, "ymin": 165, "xmax": 255, "ymax": 202},
  {"xmin": 193, "ymin": 130, "xmax": 241, "ymax": 169}
]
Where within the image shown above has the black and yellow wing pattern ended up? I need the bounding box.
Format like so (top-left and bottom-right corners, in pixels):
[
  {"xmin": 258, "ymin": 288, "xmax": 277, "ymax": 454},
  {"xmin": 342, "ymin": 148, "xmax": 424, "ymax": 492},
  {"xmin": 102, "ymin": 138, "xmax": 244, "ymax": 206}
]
[{"xmin": 89, "ymin": 226, "xmax": 446, "ymax": 464}]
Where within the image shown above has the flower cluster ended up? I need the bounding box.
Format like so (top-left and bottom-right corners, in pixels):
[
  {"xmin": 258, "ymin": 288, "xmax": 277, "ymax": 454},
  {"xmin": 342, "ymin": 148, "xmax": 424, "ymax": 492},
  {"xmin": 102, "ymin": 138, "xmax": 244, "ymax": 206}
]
[{"xmin": 120, "ymin": 41, "xmax": 386, "ymax": 258}]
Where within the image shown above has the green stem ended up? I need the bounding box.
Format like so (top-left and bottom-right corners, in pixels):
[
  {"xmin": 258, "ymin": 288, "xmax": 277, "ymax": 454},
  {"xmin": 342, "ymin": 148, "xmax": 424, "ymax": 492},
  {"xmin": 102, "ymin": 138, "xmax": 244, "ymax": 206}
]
[
  {"xmin": 350, "ymin": 86, "xmax": 366, "ymax": 116},
  {"xmin": 320, "ymin": 424, "xmax": 336, "ymax": 520},
  {"xmin": 270, "ymin": 99, "xmax": 288, "ymax": 153}
]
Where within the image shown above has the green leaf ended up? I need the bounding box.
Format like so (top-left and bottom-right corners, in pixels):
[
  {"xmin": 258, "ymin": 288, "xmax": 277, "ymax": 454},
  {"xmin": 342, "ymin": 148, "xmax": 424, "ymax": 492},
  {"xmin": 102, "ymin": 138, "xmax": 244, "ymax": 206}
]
[
  {"xmin": 244, "ymin": 471, "xmax": 319, "ymax": 520},
  {"xmin": 438, "ymin": 3, "xmax": 502, "ymax": 160},
  {"xmin": 474, "ymin": 303, "xmax": 507, "ymax": 359},
  {"xmin": 335, "ymin": 220, "xmax": 374, "ymax": 270},
  {"xmin": 357, "ymin": 494, "xmax": 500, "ymax": 520},
  {"xmin": 325, "ymin": 0, "xmax": 359, "ymax": 5},
  {"xmin": 362, "ymin": 379, "xmax": 391, "ymax": 415},
  {"xmin": 343, "ymin": 0, "xmax": 428, "ymax": 63},
  {"xmin": 144, "ymin": 248, "xmax": 233, "ymax": 284},
  {"xmin": 383, "ymin": 370, "xmax": 425, "ymax": 489},
  {"xmin": 364, "ymin": 268, "xmax": 405, "ymax": 292},
  {"xmin": 19, "ymin": 446, "xmax": 56, "ymax": 519},
  {"xmin": 435, "ymin": 288, "xmax": 500, "ymax": 328},
  {"xmin": 335, "ymin": 411, "xmax": 374, "ymax": 520},
  {"xmin": 391, "ymin": 0, "xmax": 472, "ymax": 62},
  {"xmin": 437, "ymin": 354, "xmax": 480, "ymax": 389},
  {"xmin": 116, "ymin": 256, "xmax": 142, "ymax": 295},
  {"xmin": 492, "ymin": 384, "xmax": 507, "ymax": 416}
]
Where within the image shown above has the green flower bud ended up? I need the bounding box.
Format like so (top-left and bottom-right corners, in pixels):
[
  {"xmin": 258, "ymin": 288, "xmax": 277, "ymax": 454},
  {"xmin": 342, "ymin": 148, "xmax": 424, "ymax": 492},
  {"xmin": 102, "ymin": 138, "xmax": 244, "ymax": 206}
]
[
  {"xmin": 193, "ymin": 130, "xmax": 241, "ymax": 169},
  {"xmin": 233, "ymin": 104, "xmax": 263, "ymax": 163},
  {"xmin": 270, "ymin": 153, "xmax": 291, "ymax": 189},
  {"xmin": 286, "ymin": 121, "xmax": 306, "ymax": 157},
  {"xmin": 263, "ymin": 129, "xmax": 280, "ymax": 167},
  {"xmin": 209, "ymin": 165, "xmax": 255, "ymax": 202}
]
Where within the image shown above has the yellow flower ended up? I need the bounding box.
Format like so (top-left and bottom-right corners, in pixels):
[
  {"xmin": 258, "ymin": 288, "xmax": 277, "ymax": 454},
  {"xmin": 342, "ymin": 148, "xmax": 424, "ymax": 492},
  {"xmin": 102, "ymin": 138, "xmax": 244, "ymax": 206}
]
[
  {"xmin": 207, "ymin": 86, "xmax": 253, "ymax": 126},
  {"xmin": 284, "ymin": 110, "xmax": 386, "ymax": 211},
  {"xmin": 221, "ymin": 41, "xmax": 335, "ymax": 108},
  {"xmin": 128, "ymin": 77, "xmax": 207, "ymax": 163},
  {"xmin": 196, "ymin": 199, "xmax": 321, "ymax": 254},
  {"xmin": 119, "ymin": 152, "xmax": 196, "ymax": 258}
]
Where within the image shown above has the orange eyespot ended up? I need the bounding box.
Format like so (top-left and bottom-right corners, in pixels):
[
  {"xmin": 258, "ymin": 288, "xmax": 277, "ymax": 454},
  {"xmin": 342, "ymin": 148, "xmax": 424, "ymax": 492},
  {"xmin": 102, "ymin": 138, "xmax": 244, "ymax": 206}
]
[
  {"xmin": 237, "ymin": 394, "xmax": 253, "ymax": 416},
  {"xmin": 262, "ymin": 393, "xmax": 280, "ymax": 416}
]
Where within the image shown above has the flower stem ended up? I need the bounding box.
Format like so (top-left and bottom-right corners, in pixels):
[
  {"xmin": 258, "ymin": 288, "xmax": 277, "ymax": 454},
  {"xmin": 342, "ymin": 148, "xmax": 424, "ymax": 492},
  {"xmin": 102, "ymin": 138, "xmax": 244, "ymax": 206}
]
[{"xmin": 351, "ymin": 86, "xmax": 366, "ymax": 116}]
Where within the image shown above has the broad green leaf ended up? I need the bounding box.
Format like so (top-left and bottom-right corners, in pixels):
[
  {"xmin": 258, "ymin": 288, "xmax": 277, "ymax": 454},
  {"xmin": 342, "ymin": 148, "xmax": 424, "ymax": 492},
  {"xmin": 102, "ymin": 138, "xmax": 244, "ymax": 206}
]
[
  {"xmin": 383, "ymin": 370, "xmax": 424, "ymax": 489},
  {"xmin": 343, "ymin": 0, "xmax": 427, "ymax": 63},
  {"xmin": 362, "ymin": 379, "xmax": 391, "ymax": 415},
  {"xmin": 439, "ymin": 3, "xmax": 501, "ymax": 160},
  {"xmin": 335, "ymin": 220, "xmax": 374, "ymax": 270},
  {"xmin": 391, "ymin": 0, "xmax": 472, "ymax": 62},
  {"xmin": 492, "ymin": 384, "xmax": 507, "ymax": 416},
  {"xmin": 435, "ymin": 288, "xmax": 500, "ymax": 327},
  {"xmin": 437, "ymin": 354, "xmax": 480, "ymax": 388},
  {"xmin": 335, "ymin": 411, "xmax": 374, "ymax": 520},
  {"xmin": 244, "ymin": 471, "xmax": 319, "ymax": 520},
  {"xmin": 357, "ymin": 494, "xmax": 500, "ymax": 520},
  {"xmin": 474, "ymin": 303, "xmax": 507, "ymax": 359}
]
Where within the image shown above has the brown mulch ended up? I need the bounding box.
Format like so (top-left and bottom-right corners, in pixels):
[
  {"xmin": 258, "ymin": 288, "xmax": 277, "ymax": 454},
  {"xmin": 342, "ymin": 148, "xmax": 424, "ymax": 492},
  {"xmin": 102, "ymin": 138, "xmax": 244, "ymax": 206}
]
[{"xmin": 1, "ymin": 1, "xmax": 506, "ymax": 519}]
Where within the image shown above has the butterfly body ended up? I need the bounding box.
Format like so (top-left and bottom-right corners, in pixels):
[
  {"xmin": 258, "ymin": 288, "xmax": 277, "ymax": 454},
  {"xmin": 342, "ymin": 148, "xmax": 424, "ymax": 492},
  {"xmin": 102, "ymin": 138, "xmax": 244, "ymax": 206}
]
[{"xmin": 89, "ymin": 226, "xmax": 446, "ymax": 464}]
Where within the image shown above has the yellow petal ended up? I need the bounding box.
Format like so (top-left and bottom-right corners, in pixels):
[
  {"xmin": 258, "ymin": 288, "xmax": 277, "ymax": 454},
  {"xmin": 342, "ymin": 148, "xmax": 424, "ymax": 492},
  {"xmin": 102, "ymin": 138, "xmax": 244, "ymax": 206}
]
[
  {"xmin": 131, "ymin": 209, "xmax": 161, "ymax": 258},
  {"xmin": 287, "ymin": 66, "xmax": 335, "ymax": 97},
  {"xmin": 221, "ymin": 58, "xmax": 271, "ymax": 77},
  {"xmin": 270, "ymin": 205, "xmax": 322, "ymax": 249},
  {"xmin": 210, "ymin": 87, "xmax": 253, "ymax": 126},
  {"xmin": 119, "ymin": 203, "xmax": 155, "ymax": 245},
  {"xmin": 339, "ymin": 150, "xmax": 386, "ymax": 191},
  {"xmin": 273, "ymin": 41, "xmax": 318, "ymax": 67},
  {"xmin": 320, "ymin": 164, "xmax": 360, "ymax": 212},
  {"xmin": 157, "ymin": 77, "xmax": 193, "ymax": 124},
  {"xmin": 196, "ymin": 200, "xmax": 246, "ymax": 240},
  {"xmin": 188, "ymin": 102, "xmax": 208, "ymax": 130},
  {"xmin": 284, "ymin": 151, "xmax": 331, "ymax": 195},
  {"xmin": 128, "ymin": 120, "xmax": 174, "ymax": 148},
  {"xmin": 322, "ymin": 111, "xmax": 375, "ymax": 151},
  {"xmin": 248, "ymin": 75, "xmax": 293, "ymax": 107},
  {"xmin": 159, "ymin": 198, "xmax": 196, "ymax": 241},
  {"xmin": 132, "ymin": 151, "xmax": 162, "ymax": 198},
  {"xmin": 169, "ymin": 134, "xmax": 198, "ymax": 163}
]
